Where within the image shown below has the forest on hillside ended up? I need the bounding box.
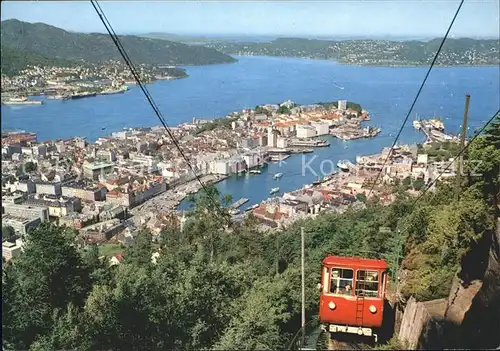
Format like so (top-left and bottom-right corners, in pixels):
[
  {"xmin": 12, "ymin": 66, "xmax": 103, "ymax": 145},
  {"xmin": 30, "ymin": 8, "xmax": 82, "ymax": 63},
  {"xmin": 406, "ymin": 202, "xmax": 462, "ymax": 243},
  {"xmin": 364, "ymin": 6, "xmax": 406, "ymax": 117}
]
[
  {"xmin": 2, "ymin": 116, "xmax": 499, "ymax": 350},
  {"xmin": 0, "ymin": 46, "xmax": 82, "ymax": 77},
  {"xmin": 1, "ymin": 19, "xmax": 236, "ymax": 72}
]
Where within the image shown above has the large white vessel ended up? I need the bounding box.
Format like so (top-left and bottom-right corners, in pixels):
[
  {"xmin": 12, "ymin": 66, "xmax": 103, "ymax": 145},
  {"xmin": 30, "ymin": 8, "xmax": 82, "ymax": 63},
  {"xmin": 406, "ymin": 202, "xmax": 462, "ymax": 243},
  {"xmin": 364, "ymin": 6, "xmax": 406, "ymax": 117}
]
[
  {"xmin": 270, "ymin": 187, "xmax": 280, "ymax": 194},
  {"xmin": 429, "ymin": 118, "xmax": 445, "ymax": 131},
  {"xmin": 2, "ymin": 96, "xmax": 43, "ymax": 105},
  {"xmin": 337, "ymin": 160, "xmax": 354, "ymax": 172},
  {"xmin": 245, "ymin": 204, "xmax": 260, "ymax": 212}
]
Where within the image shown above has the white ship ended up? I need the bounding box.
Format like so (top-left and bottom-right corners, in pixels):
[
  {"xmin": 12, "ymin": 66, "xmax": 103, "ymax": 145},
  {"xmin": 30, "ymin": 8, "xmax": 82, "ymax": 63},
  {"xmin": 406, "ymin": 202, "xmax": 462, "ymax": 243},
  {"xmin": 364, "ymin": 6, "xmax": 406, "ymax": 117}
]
[
  {"xmin": 229, "ymin": 209, "xmax": 240, "ymax": 216},
  {"xmin": 100, "ymin": 85, "xmax": 129, "ymax": 95},
  {"xmin": 413, "ymin": 120, "xmax": 422, "ymax": 130},
  {"xmin": 2, "ymin": 96, "xmax": 43, "ymax": 105},
  {"xmin": 270, "ymin": 187, "xmax": 280, "ymax": 194},
  {"xmin": 273, "ymin": 172, "xmax": 283, "ymax": 179},
  {"xmin": 337, "ymin": 160, "xmax": 354, "ymax": 172},
  {"xmin": 249, "ymin": 169, "xmax": 261, "ymax": 174},
  {"xmin": 245, "ymin": 204, "xmax": 260, "ymax": 212},
  {"xmin": 429, "ymin": 118, "xmax": 445, "ymax": 131}
]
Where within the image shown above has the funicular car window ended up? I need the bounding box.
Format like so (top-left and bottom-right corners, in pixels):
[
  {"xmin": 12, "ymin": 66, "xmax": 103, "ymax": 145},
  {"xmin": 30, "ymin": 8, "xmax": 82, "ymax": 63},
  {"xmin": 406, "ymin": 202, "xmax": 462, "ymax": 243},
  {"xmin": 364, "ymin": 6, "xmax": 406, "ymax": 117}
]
[
  {"xmin": 330, "ymin": 268, "xmax": 354, "ymax": 295},
  {"xmin": 355, "ymin": 270, "xmax": 379, "ymax": 297}
]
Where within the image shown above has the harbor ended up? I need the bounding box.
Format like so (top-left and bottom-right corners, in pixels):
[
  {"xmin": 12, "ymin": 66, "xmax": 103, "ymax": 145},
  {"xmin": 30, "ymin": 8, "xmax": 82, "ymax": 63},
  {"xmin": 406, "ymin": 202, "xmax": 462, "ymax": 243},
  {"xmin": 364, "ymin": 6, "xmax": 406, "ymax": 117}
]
[{"xmin": 413, "ymin": 117, "xmax": 458, "ymax": 143}]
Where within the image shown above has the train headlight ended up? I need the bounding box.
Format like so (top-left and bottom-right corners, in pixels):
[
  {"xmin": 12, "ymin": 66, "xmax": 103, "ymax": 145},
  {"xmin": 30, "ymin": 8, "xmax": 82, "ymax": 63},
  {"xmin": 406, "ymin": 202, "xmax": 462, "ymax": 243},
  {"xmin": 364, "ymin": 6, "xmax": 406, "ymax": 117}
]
[
  {"xmin": 328, "ymin": 301, "xmax": 336, "ymax": 310},
  {"xmin": 369, "ymin": 305, "xmax": 377, "ymax": 313}
]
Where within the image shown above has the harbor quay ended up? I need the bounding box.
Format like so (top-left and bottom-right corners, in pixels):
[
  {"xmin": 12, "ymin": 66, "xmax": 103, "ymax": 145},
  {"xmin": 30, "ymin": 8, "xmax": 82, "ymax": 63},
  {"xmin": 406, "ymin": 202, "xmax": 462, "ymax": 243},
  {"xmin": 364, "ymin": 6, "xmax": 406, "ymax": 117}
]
[{"xmin": 2, "ymin": 97, "xmax": 424, "ymax": 246}]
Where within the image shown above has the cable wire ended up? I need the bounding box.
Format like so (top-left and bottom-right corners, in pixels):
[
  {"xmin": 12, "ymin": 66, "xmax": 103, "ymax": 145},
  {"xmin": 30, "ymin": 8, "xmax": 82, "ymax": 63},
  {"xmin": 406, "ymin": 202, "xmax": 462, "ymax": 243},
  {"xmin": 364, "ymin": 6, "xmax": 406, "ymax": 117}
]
[
  {"xmin": 366, "ymin": 0, "xmax": 465, "ymax": 198},
  {"xmin": 90, "ymin": 0, "xmax": 231, "ymax": 225}
]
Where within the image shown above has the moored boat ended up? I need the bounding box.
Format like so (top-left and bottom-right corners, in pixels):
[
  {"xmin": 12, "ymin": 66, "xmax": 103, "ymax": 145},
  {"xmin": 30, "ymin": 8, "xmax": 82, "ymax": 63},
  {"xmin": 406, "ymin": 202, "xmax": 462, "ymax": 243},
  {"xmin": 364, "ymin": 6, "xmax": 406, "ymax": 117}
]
[
  {"xmin": 270, "ymin": 187, "xmax": 280, "ymax": 194},
  {"xmin": 337, "ymin": 160, "xmax": 354, "ymax": 172},
  {"xmin": 245, "ymin": 204, "xmax": 260, "ymax": 212}
]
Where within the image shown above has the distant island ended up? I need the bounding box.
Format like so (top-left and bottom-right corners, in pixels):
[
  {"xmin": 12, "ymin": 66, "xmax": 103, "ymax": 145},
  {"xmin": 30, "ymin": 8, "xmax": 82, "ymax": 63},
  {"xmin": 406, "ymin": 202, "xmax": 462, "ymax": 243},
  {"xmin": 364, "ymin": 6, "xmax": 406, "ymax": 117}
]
[
  {"xmin": 0, "ymin": 19, "xmax": 237, "ymax": 76},
  {"xmin": 203, "ymin": 37, "xmax": 499, "ymax": 66}
]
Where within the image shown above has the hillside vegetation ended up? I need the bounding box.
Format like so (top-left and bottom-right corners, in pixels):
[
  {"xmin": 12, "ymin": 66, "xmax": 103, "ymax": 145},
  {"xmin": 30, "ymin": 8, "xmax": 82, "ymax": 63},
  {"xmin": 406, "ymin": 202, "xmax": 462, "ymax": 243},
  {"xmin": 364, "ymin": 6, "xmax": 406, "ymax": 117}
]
[
  {"xmin": 0, "ymin": 19, "xmax": 237, "ymax": 67},
  {"xmin": 2, "ymin": 116, "xmax": 499, "ymax": 350},
  {"xmin": 207, "ymin": 37, "xmax": 500, "ymax": 66},
  {"xmin": 0, "ymin": 46, "xmax": 82, "ymax": 76}
]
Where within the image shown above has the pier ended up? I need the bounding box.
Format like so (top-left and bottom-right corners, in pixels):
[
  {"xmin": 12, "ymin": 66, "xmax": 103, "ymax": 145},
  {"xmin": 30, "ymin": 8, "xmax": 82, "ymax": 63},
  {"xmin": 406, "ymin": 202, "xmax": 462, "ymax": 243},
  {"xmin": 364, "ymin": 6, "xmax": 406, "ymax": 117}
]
[
  {"xmin": 417, "ymin": 119, "xmax": 458, "ymax": 143},
  {"xmin": 288, "ymin": 139, "xmax": 330, "ymax": 147},
  {"xmin": 231, "ymin": 198, "xmax": 249, "ymax": 209}
]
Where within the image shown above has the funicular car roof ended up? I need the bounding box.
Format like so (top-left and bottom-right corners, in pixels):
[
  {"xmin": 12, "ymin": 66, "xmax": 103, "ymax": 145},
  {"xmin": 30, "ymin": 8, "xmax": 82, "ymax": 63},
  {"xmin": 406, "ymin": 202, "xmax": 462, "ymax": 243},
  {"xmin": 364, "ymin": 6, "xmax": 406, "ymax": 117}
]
[{"xmin": 322, "ymin": 255, "xmax": 388, "ymax": 270}]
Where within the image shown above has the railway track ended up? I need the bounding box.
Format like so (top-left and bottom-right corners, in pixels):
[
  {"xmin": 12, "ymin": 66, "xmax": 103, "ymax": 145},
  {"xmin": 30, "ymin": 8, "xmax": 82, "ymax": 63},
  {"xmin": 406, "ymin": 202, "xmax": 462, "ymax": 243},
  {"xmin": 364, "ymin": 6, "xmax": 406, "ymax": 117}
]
[{"xmin": 315, "ymin": 330, "xmax": 367, "ymax": 350}]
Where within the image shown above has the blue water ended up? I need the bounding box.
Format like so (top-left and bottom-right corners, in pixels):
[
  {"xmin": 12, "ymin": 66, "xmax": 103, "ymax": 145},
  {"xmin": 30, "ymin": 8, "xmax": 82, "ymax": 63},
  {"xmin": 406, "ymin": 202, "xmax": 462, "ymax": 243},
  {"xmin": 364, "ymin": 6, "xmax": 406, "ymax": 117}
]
[{"xmin": 2, "ymin": 56, "xmax": 499, "ymax": 210}]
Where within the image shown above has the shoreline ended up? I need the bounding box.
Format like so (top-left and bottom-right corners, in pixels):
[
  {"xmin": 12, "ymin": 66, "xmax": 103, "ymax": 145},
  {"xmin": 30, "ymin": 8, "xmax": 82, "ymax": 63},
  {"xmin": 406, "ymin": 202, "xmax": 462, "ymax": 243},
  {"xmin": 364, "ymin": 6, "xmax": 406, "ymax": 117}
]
[{"xmin": 229, "ymin": 54, "xmax": 499, "ymax": 68}]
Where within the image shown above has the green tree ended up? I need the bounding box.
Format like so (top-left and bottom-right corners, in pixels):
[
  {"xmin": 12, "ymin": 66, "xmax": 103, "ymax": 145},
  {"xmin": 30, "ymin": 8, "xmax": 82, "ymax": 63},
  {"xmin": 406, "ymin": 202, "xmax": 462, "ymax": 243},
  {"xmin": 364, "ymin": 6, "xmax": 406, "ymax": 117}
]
[
  {"xmin": 29, "ymin": 303, "xmax": 89, "ymax": 351},
  {"xmin": 413, "ymin": 179, "xmax": 425, "ymax": 191},
  {"xmin": 402, "ymin": 176, "xmax": 412, "ymax": 187},
  {"xmin": 185, "ymin": 185, "xmax": 230, "ymax": 263},
  {"xmin": 125, "ymin": 229, "xmax": 153, "ymax": 266},
  {"xmin": 15, "ymin": 165, "xmax": 25, "ymax": 177},
  {"xmin": 277, "ymin": 105, "xmax": 291, "ymax": 115},
  {"xmin": 356, "ymin": 193, "xmax": 367, "ymax": 203},
  {"xmin": 2, "ymin": 223, "xmax": 91, "ymax": 349},
  {"xmin": 2, "ymin": 226, "xmax": 16, "ymax": 242},
  {"xmin": 467, "ymin": 119, "xmax": 500, "ymax": 215},
  {"xmin": 25, "ymin": 161, "xmax": 37, "ymax": 173},
  {"xmin": 214, "ymin": 276, "xmax": 298, "ymax": 350}
]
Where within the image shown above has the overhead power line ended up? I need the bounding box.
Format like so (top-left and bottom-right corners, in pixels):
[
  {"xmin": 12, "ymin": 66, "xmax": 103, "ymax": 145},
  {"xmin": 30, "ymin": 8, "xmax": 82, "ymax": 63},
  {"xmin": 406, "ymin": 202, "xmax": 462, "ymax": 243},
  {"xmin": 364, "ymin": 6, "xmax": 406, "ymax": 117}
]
[
  {"xmin": 366, "ymin": 0, "xmax": 465, "ymax": 198},
  {"xmin": 90, "ymin": 0, "xmax": 231, "ymax": 225}
]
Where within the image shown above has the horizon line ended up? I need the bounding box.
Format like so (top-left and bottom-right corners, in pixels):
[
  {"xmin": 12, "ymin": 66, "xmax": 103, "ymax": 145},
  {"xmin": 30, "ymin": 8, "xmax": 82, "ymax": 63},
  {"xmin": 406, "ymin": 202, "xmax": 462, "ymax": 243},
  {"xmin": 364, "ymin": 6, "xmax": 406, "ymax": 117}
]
[{"xmin": 2, "ymin": 18, "xmax": 498, "ymax": 41}]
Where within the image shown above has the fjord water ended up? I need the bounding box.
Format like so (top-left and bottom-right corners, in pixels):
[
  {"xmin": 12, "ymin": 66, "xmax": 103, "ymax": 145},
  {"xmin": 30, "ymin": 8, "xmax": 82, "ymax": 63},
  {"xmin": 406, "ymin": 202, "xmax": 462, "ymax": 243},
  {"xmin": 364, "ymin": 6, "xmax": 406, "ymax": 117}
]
[{"xmin": 2, "ymin": 56, "xmax": 499, "ymax": 209}]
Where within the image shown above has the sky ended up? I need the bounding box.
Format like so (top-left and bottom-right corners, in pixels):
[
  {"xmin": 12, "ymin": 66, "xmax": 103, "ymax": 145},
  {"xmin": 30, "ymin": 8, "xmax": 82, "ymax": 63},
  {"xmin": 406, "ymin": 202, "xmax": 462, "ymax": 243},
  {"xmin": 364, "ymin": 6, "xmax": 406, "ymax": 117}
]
[{"xmin": 1, "ymin": 1, "xmax": 499, "ymax": 39}]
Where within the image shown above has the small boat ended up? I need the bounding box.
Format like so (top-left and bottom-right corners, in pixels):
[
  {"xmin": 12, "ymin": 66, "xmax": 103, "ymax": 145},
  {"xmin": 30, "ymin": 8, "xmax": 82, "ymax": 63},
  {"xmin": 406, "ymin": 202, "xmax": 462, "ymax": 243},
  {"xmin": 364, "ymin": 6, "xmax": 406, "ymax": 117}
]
[
  {"xmin": 245, "ymin": 204, "xmax": 259, "ymax": 212},
  {"xmin": 249, "ymin": 169, "xmax": 261, "ymax": 174},
  {"xmin": 273, "ymin": 173, "xmax": 283, "ymax": 179},
  {"xmin": 270, "ymin": 187, "xmax": 280, "ymax": 194},
  {"xmin": 229, "ymin": 209, "xmax": 240, "ymax": 215},
  {"xmin": 337, "ymin": 160, "xmax": 352, "ymax": 172}
]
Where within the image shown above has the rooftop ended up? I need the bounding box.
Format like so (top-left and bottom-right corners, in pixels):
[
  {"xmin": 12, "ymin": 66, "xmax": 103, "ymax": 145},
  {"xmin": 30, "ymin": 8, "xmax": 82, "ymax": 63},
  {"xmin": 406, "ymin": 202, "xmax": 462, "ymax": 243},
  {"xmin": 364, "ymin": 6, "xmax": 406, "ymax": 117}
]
[{"xmin": 323, "ymin": 255, "xmax": 389, "ymax": 269}]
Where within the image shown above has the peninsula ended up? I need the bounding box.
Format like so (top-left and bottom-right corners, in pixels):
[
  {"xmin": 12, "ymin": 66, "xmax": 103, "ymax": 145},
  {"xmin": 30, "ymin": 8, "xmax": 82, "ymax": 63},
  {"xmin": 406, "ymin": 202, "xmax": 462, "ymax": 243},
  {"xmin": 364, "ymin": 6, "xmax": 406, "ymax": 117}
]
[
  {"xmin": 205, "ymin": 37, "xmax": 499, "ymax": 66},
  {"xmin": 1, "ymin": 59, "xmax": 187, "ymax": 102}
]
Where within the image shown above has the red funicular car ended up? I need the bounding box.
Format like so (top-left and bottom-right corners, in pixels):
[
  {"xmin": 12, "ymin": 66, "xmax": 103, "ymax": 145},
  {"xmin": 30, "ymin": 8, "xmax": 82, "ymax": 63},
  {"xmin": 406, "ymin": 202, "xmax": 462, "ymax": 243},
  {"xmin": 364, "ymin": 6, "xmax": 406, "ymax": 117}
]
[{"xmin": 318, "ymin": 255, "xmax": 389, "ymax": 342}]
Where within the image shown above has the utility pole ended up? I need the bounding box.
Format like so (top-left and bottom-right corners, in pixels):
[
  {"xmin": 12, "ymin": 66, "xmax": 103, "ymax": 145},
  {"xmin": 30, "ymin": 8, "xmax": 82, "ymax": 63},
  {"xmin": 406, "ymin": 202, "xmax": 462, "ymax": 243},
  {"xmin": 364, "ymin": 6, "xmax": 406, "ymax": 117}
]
[
  {"xmin": 276, "ymin": 234, "xmax": 279, "ymax": 276},
  {"xmin": 455, "ymin": 94, "xmax": 470, "ymax": 200},
  {"xmin": 301, "ymin": 226, "xmax": 306, "ymax": 347},
  {"xmin": 394, "ymin": 230, "xmax": 404, "ymax": 283}
]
